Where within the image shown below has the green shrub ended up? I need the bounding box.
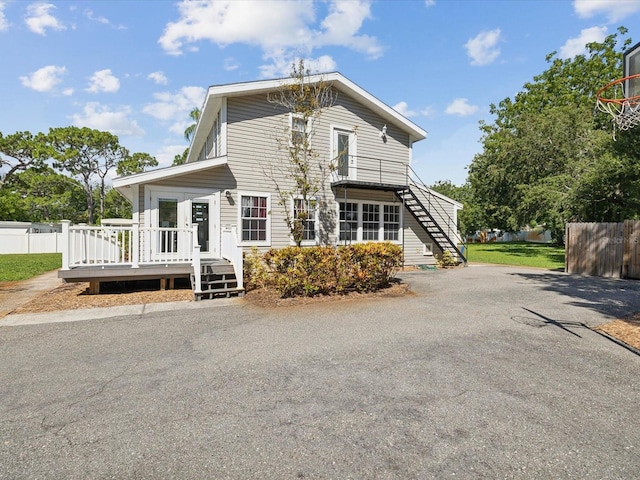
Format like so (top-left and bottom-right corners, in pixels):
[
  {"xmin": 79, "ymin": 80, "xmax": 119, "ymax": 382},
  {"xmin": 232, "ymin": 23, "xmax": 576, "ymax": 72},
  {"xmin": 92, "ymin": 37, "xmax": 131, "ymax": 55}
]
[
  {"xmin": 437, "ymin": 250, "xmax": 459, "ymax": 268},
  {"xmin": 244, "ymin": 242, "xmax": 403, "ymax": 298}
]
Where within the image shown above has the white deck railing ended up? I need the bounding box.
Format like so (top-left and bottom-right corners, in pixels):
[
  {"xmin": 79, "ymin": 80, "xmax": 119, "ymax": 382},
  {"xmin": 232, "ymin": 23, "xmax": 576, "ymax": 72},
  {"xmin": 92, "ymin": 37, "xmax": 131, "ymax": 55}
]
[
  {"xmin": 60, "ymin": 221, "xmax": 198, "ymax": 270},
  {"xmin": 60, "ymin": 221, "xmax": 244, "ymax": 292}
]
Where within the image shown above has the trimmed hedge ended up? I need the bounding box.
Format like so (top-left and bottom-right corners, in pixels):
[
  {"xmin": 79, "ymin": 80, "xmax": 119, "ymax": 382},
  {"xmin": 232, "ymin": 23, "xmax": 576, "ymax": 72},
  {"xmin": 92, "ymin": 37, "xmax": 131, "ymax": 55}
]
[{"xmin": 244, "ymin": 242, "xmax": 403, "ymax": 298}]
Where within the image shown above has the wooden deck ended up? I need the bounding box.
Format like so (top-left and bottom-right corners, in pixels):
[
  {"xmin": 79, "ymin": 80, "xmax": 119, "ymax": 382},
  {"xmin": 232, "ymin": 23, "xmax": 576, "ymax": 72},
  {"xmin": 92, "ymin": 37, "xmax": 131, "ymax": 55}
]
[{"xmin": 58, "ymin": 259, "xmax": 229, "ymax": 283}]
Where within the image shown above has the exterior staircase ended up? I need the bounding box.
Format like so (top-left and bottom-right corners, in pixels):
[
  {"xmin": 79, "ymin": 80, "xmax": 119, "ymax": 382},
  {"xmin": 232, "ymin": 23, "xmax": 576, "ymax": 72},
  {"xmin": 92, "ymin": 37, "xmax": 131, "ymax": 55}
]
[
  {"xmin": 395, "ymin": 185, "xmax": 467, "ymax": 265},
  {"xmin": 192, "ymin": 260, "xmax": 244, "ymax": 300}
]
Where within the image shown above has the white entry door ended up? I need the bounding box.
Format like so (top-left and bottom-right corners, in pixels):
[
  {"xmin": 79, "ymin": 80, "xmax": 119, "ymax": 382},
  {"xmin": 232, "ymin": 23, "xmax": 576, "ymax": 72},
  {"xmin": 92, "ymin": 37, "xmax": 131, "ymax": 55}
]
[
  {"xmin": 148, "ymin": 188, "xmax": 220, "ymax": 260},
  {"xmin": 332, "ymin": 127, "xmax": 357, "ymax": 181}
]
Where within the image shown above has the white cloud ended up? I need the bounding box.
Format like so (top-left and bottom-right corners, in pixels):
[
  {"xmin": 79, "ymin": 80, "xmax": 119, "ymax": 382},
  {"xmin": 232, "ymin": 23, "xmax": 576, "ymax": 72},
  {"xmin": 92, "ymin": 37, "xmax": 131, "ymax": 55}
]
[
  {"xmin": 148, "ymin": 71, "xmax": 169, "ymax": 85},
  {"xmin": 420, "ymin": 106, "xmax": 437, "ymax": 118},
  {"xmin": 425, "ymin": 0, "xmax": 436, "ymax": 7},
  {"xmin": 224, "ymin": 58, "xmax": 240, "ymax": 71},
  {"xmin": 158, "ymin": 0, "xmax": 382, "ymax": 74},
  {"xmin": 143, "ymin": 86, "xmax": 206, "ymax": 137},
  {"xmin": 445, "ymin": 98, "xmax": 478, "ymax": 116},
  {"xmin": 558, "ymin": 26, "xmax": 607, "ymax": 59},
  {"xmin": 159, "ymin": 0, "xmax": 314, "ymax": 55},
  {"xmin": 573, "ymin": 0, "xmax": 640, "ymax": 23},
  {"xmin": 313, "ymin": 0, "xmax": 383, "ymax": 59},
  {"xmin": 71, "ymin": 102, "xmax": 144, "ymax": 136},
  {"xmin": 84, "ymin": 8, "xmax": 126, "ymax": 29},
  {"xmin": 25, "ymin": 2, "xmax": 66, "ymax": 35},
  {"xmin": 259, "ymin": 53, "xmax": 337, "ymax": 78},
  {"xmin": 20, "ymin": 65, "xmax": 67, "ymax": 92},
  {"xmin": 393, "ymin": 101, "xmax": 418, "ymax": 117},
  {"xmin": 155, "ymin": 144, "xmax": 189, "ymax": 169},
  {"xmin": 0, "ymin": 2, "xmax": 9, "ymax": 31},
  {"xmin": 464, "ymin": 28, "xmax": 501, "ymax": 66},
  {"xmin": 86, "ymin": 69, "xmax": 120, "ymax": 93}
]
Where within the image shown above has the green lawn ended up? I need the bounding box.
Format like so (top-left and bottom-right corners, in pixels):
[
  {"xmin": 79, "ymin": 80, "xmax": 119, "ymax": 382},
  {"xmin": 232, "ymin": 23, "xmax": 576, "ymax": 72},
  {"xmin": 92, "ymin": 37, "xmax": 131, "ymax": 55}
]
[
  {"xmin": 0, "ymin": 253, "xmax": 62, "ymax": 282},
  {"xmin": 463, "ymin": 242, "xmax": 565, "ymax": 270}
]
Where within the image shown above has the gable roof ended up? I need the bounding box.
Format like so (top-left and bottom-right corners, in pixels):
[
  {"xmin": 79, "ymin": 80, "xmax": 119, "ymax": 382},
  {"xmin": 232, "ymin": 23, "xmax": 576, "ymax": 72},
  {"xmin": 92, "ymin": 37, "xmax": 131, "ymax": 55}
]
[{"xmin": 189, "ymin": 72, "xmax": 427, "ymax": 162}]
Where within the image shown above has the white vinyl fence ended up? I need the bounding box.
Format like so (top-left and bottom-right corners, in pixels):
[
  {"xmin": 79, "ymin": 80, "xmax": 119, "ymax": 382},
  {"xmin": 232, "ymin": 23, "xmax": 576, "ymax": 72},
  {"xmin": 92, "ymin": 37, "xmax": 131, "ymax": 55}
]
[{"xmin": 0, "ymin": 232, "xmax": 63, "ymax": 254}]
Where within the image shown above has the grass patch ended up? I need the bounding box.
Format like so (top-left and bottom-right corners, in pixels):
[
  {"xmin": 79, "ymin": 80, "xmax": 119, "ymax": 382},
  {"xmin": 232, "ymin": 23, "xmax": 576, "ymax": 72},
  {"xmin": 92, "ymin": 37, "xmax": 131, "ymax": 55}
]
[
  {"xmin": 464, "ymin": 242, "xmax": 565, "ymax": 270},
  {"xmin": 0, "ymin": 253, "xmax": 62, "ymax": 282}
]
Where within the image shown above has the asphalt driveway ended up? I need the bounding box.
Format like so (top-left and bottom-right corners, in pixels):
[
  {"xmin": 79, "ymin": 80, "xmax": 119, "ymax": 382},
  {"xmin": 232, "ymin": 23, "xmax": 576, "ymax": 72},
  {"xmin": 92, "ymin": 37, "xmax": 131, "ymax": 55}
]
[{"xmin": 1, "ymin": 265, "xmax": 639, "ymax": 479}]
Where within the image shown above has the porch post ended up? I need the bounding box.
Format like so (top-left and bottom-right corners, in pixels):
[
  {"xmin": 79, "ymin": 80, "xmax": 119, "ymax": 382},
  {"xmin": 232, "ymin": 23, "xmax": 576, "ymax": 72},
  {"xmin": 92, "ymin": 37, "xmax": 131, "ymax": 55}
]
[
  {"xmin": 132, "ymin": 223, "xmax": 140, "ymax": 268},
  {"xmin": 61, "ymin": 220, "xmax": 70, "ymax": 270}
]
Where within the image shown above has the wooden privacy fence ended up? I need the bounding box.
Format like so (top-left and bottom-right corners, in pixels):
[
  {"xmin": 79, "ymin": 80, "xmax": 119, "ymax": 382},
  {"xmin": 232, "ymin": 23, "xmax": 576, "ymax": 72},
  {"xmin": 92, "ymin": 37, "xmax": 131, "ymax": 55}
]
[{"xmin": 565, "ymin": 221, "xmax": 640, "ymax": 279}]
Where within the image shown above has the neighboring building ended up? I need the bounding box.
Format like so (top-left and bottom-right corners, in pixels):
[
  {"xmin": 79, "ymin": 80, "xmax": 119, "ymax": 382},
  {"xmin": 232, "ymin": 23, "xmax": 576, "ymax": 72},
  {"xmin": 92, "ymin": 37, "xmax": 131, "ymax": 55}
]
[{"xmin": 59, "ymin": 72, "xmax": 464, "ymax": 298}]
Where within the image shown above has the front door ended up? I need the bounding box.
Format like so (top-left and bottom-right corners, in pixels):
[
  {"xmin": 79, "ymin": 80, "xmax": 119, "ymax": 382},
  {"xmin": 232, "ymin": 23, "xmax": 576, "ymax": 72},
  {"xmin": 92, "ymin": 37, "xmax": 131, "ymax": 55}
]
[
  {"xmin": 148, "ymin": 188, "xmax": 220, "ymax": 260},
  {"xmin": 333, "ymin": 128, "xmax": 357, "ymax": 181}
]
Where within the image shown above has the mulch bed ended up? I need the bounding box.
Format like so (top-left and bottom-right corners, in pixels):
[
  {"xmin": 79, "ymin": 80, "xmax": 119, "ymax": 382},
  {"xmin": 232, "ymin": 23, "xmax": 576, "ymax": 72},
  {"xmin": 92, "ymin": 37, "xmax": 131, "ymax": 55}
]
[{"xmin": 594, "ymin": 313, "xmax": 640, "ymax": 351}]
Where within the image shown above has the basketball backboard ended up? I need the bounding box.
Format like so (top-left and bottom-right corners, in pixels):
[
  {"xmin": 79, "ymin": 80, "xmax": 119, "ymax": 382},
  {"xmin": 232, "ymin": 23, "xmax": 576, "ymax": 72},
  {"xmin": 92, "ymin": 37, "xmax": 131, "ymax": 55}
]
[{"xmin": 624, "ymin": 41, "xmax": 640, "ymax": 98}]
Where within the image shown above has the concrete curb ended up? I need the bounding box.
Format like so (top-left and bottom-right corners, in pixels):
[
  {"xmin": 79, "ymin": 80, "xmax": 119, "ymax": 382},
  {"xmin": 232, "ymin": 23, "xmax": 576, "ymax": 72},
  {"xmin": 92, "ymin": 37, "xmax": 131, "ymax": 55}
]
[{"xmin": 0, "ymin": 297, "xmax": 243, "ymax": 327}]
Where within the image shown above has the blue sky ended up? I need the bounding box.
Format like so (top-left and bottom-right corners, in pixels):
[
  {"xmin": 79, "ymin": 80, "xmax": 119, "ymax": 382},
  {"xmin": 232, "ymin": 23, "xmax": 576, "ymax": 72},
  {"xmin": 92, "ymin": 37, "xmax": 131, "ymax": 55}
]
[{"xmin": 1, "ymin": 0, "xmax": 640, "ymax": 186}]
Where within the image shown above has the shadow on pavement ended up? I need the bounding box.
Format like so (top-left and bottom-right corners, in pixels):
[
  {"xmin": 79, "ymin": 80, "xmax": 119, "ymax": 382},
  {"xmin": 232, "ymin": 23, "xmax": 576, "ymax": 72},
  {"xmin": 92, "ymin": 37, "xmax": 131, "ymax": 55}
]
[{"xmin": 510, "ymin": 271, "xmax": 640, "ymax": 319}]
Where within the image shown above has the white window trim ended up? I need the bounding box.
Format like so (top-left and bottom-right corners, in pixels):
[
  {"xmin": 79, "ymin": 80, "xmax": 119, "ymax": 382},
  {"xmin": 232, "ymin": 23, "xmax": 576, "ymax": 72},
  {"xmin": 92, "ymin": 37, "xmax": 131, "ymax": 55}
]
[
  {"xmin": 336, "ymin": 200, "xmax": 402, "ymax": 244},
  {"xmin": 238, "ymin": 191, "xmax": 271, "ymax": 246},
  {"xmin": 290, "ymin": 196, "xmax": 319, "ymax": 246},
  {"xmin": 289, "ymin": 113, "xmax": 315, "ymax": 148}
]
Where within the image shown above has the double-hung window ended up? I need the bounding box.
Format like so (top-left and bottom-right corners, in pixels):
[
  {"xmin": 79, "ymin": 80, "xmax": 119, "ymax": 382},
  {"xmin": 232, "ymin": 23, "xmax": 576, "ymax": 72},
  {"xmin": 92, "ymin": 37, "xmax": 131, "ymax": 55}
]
[
  {"xmin": 339, "ymin": 202, "xmax": 358, "ymax": 242},
  {"xmin": 291, "ymin": 114, "xmax": 308, "ymax": 147},
  {"xmin": 240, "ymin": 193, "xmax": 270, "ymax": 244},
  {"xmin": 362, "ymin": 204, "xmax": 380, "ymax": 241},
  {"xmin": 383, "ymin": 205, "xmax": 401, "ymax": 241},
  {"xmin": 293, "ymin": 197, "xmax": 317, "ymax": 243}
]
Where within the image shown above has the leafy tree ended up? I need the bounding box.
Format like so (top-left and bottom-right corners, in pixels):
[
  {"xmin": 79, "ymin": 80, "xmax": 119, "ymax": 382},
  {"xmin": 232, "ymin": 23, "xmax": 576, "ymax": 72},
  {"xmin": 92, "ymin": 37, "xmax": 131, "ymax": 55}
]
[
  {"xmin": 101, "ymin": 187, "xmax": 132, "ymax": 220},
  {"xmin": 0, "ymin": 131, "xmax": 49, "ymax": 186},
  {"xmin": 172, "ymin": 148, "xmax": 188, "ymax": 166},
  {"xmin": 265, "ymin": 60, "xmax": 337, "ymax": 246},
  {"xmin": 429, "ymin": 180, "xmax": 483, "ymax": 238},
  {"xmin": 0, "ymin": 167, "xmax": 86, "ymax": 222},
  {"xmin": 184, "ymin": 107, "xmax": 201, "ymax": 142},
  {"xmin": 467, "ymin": 28, "xmax": 638, "ymax": 243},
  {"xmin": 116, "ymin": 152, "xmax": 158, "ymax": 176},
  {"xmin": 47, "ymin": 126, "xmax": 127, "ymax": 224}
]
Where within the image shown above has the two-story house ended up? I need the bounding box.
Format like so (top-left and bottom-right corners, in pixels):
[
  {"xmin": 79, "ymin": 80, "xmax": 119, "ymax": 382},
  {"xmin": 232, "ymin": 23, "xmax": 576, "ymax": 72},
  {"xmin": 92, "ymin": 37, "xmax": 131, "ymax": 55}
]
[{"xmin": 58, "ymin": 72, "xmax": 464, "ymax": 299}]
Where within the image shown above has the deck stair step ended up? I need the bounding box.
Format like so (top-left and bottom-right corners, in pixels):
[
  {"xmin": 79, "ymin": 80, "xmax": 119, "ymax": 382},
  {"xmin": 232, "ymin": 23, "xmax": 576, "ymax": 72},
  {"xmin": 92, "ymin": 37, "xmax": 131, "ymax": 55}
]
[
  {"xmin": 191, "ymin": 260, "xmax": 245, "ymax": 301},
  {"xmin": 395, "ymin": 187, "xmax": 467, "ymax": 264}
]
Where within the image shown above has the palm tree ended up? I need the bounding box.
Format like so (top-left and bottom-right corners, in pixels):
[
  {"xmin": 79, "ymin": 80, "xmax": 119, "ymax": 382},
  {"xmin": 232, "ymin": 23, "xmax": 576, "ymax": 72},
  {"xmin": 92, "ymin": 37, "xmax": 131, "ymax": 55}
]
[{"xmin": 184, "ymin": 107, "xmax": 201, "ymax": 142}]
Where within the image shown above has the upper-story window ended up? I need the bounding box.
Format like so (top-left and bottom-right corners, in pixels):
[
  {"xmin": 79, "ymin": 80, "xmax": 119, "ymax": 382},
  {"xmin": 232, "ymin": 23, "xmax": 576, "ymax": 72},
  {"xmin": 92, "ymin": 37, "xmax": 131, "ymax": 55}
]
[
  {"xmin": 291, "ymin": 114, "xmax": 309, "ymax": 147},
  {"xmin": 198, "ymin": 110, "xmax": 222, "ymax": 161}
]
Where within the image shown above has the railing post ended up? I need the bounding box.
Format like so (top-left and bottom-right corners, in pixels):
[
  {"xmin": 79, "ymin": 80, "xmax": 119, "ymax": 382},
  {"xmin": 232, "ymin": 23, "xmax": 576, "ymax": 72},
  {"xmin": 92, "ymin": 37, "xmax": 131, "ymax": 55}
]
[
  {"xmin": 132, "ymin": 223, "xmax": 140, "ymax": 268},
  {"xmin": 192, "ymin": 244, "xmax": 202, "ymax": 294},
  {"xmin": 232, "ymin": 226, "xmax": 243, "ymax": 289},
  {"xmin": 191, "ymin": 225, "xmax": 202, "ymax": 293},
  {"xmin": 61, "ymin": 220, "xmax": 70, "ymax": 270}
]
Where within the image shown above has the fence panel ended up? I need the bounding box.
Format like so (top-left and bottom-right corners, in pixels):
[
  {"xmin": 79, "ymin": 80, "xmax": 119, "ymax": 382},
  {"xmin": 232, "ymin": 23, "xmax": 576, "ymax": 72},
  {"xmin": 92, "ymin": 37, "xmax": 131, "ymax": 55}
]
[
  {"xmin": 0, "ymin": 232, "xmax": 62, "ymax": 254},
  {"xmin": 623, "ymin": 220, "xmax": 640, "ymax": 279},
  {"xmin": 565, "ymin": 221, "xmax": 640, "ymax": 279}
]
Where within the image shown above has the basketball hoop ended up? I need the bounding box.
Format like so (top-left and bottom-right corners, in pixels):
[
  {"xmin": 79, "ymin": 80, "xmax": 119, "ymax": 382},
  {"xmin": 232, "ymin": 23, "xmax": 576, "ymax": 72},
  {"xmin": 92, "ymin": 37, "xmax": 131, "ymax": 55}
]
[{"xmin": 596, "ymin": 73, "xmax": 640, "ymax": 134}]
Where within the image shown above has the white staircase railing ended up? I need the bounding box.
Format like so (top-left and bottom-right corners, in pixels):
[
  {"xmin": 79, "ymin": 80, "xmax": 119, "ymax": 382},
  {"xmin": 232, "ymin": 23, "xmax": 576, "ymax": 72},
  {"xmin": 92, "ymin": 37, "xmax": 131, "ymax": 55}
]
[{"xmin": 221, "ymin": 226, "xmax": 244, "ymax": 289}]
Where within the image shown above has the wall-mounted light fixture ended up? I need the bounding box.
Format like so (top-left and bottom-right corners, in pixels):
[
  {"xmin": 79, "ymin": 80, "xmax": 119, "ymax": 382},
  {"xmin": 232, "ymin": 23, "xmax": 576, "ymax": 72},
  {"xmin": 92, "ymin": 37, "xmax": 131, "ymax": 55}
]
[
  {"xmin": 379, "ymin": 124, "xmax": 387, "ymax": 143},
  {"xmin": 224, "ymin": 189, "xmax": 232, "ymax": 198}
]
